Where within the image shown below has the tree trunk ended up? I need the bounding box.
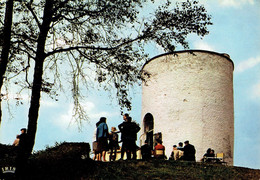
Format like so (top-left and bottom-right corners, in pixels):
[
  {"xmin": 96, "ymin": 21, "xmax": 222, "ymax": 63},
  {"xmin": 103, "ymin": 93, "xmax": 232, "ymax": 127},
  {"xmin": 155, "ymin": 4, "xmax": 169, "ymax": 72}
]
[
  {"xmin": 0, "ymin": 0, "xmax": 13, "ymax": 125},
  {"xmin": 27, "ymin": 0, "xmax": 53, "ymax": 153}
]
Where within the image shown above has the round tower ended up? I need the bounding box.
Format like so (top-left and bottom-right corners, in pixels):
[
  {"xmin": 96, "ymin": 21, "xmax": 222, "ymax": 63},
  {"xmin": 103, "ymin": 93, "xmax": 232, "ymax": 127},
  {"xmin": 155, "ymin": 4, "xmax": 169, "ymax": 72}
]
[{"xmin": 140, "ymin": 50, "xmax": 234, "ymax": 165}]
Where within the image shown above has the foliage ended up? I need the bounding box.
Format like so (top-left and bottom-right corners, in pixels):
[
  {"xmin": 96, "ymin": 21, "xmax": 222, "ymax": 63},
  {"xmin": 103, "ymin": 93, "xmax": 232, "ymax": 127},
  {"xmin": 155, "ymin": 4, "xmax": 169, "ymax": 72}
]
[
  {"xmin": 0, "ymin": 0, "xmax": 212, "ymax": 152},
  {"xmin": 31, "ymin": 142, "xmax": 90, "ymax": 160},
  {"xmin": 0, "ymin": 143, "xmax": 16, "ymax": 164},
  {"xmin": 0, "ymin": 0, "xmax": 212, "ymax": 114}
]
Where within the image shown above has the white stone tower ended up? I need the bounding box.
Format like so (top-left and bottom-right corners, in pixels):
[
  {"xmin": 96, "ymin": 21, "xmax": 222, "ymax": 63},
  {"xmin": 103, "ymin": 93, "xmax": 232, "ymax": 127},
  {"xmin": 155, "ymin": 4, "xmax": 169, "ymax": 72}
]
[{"xmin": 140, "ymin": 50, "xmax": 234, "ymax": 165}]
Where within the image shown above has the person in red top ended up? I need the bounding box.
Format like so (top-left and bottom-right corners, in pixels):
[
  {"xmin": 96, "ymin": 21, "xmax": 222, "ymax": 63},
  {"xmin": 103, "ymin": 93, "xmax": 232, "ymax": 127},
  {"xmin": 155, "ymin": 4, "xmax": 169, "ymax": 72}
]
[{"xmin": 154, "ymin": 139, "xmax": 165, "ymax": 159}]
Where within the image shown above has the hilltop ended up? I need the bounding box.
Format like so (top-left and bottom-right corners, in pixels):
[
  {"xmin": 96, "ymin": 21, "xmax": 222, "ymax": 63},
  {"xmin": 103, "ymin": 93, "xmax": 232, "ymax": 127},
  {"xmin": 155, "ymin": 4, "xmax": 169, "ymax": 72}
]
[
  {"xmin": 12, "ymin": 158, "xmax": 260, "ymax": 179},
  {"xmin": 0, "ymin": 142, "xmax": 259, "ymax": 179}
]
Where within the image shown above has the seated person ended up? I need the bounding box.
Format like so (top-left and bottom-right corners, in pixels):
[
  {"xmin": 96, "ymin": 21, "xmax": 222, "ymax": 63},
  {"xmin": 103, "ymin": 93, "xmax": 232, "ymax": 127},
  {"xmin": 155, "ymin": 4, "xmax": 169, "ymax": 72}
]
[
  {"xmin": 154, "ymin": 139, "xmax": 165, "ymax": 159},
  {"xmin": 202, "ymin": 148, "xmax": 215, "ymax": 162},
  {"xmin": 177, "ymin": 142, "xmax": 184, "ymax": 160},
  {"xmin": 210, "ymin": 149, "xmax": 215, "ymax": 157},
  {"xmin": 141, "ymin": 140, "xmax": 152, "ymax": 160},
  {"xmin": 169, "ymin": 145, "xmax": 179, "ymax": 160},
  {"xmin": 183, "ymin": 140, "xmax": 196, "ymax": 161}
]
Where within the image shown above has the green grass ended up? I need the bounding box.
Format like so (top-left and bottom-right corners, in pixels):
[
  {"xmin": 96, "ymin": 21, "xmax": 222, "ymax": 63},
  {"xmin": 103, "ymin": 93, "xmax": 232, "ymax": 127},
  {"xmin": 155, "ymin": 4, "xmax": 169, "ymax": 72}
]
[
  {"xmin": 82, "ymin": 160, "xmax": 260, "ymax": 180},
  {"xmin": 1, "ymin": 143, "xmax": 259, "ymax": 180}
]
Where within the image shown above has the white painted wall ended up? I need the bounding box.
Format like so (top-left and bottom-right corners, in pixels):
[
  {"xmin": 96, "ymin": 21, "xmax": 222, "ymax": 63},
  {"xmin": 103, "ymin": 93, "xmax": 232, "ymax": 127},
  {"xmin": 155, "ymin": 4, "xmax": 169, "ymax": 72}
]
[{"xmin": 140, "ymin": 50, "xmax": 234, "ymax": 164}]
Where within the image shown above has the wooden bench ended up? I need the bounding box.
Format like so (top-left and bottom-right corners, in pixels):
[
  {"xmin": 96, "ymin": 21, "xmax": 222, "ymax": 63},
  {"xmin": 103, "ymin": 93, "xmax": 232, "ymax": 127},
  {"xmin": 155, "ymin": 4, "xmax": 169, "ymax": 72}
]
[{"xmin": 203, "ymin": 153, "xmax": 227, "ymax": 165}]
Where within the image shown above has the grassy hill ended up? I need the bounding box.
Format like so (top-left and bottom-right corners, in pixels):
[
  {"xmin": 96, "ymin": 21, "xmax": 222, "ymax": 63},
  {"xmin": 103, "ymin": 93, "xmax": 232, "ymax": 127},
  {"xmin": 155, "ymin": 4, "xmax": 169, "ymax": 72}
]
[
  {"xmin": 17, "ymin": 158, "xmax": 260, "ymax": 179},
  {"xmin": 1, "ymin": 142, "xmax": 259, "ymax": 179}
]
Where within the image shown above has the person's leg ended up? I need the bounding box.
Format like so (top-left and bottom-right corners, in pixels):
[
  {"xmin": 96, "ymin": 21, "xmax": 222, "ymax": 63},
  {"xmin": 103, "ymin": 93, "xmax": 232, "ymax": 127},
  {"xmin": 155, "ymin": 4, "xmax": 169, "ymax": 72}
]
[
  {"xmin": 110, "ymin": 146, "xmax": 116, "ymax": 161},
  {"xmin": 125, "ymin": 141, "xmax": 131, "ymax": 160},
  {"xmin": 98, "ymin": 152, "xmax": 101, "ymax": 161},
  {"xmin": 132, "ymin": 142, "xmax": 137, "ymax": 160},
  {"xmin": 108, "ymin": 145, "xmax": 112, "ymax": 162},
  {"xmin": 110, "ymin": 146, "xmax": 114, "ymax": 161},
  {"xmin": 113, "ymin": 146, "xmax": 117, "ymax": 161},
  {"xmin": 97, "ymin": 153, "xmax": 99, "ymax": 161},
  {"xmin": 126, "ymin": 149, "xmax": 131, "ymax": 160},
  {"xmin": 102, "ymin": 151, "xmax": 106, "ymax": 161},
  {"xmin": 93, "ymin": 152, "xmax": 96, "ymax": 160},
  {"xmin": 121, "ymin": 142, "xmax": 125, "ymax": 159}
]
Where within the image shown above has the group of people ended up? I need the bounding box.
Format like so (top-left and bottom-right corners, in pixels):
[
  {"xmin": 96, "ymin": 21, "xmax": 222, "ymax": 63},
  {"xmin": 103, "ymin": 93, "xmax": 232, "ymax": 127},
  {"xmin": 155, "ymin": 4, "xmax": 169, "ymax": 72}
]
[
  {"xmin": 13, "ymin": 121, "xmax": 213, "ymax": 167},
  {"xmin": 141, "ymin": 140, "xmax": 196, "ymax": 161},
  {"xmin": 169, "ymin": 141, "xmax": 196, "ymax": 161},
  {"xmin": 92, "ymin": 113, "xmax": 140, "ymax": 161},
  {"xmin": 92, "ymin": 113, "xmax": 199, "ymax": 162}
]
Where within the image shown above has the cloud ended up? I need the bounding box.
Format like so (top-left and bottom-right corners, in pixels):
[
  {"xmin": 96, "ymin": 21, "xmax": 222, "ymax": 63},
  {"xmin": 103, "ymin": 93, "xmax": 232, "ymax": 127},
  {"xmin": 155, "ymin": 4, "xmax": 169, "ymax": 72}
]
[
  {"xmin": 252, "ymin": 82, "xmax": 260, "ymax": 98},
  {"xmin": 51, "ymin": 101, "xmax": 119, "ymax": 130},
  {"xmin": 193, "ymin": 41, "xmax": 215, "ymax": 51},
  {"xmin": 54, "ymin": 104, "xmax": 75, "ymax": 129},
  {"xmin": 155, "ymin": 43, "xmax": 165, "ymax": 54},
  {"xmin": 218, "ymin": 0, "xmax": 254, "ymax": 7},
  {"xmin": 235, "ymin": 56, "xmax": 260, "ymax": 73},
  {"xmin": 41, "ymin": 100, "xmax": 58, "ymax": 107},
  {"xmin": 53, "ymin": 102, "xmax": 95, "ymax": 129}
]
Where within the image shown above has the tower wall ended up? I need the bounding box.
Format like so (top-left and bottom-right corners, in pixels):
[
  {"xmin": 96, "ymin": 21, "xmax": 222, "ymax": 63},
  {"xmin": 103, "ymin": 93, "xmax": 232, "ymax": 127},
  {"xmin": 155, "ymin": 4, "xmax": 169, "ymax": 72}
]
[{"xmin": 140, "ymin": 50, "xmax": 234, "ymax": 164}]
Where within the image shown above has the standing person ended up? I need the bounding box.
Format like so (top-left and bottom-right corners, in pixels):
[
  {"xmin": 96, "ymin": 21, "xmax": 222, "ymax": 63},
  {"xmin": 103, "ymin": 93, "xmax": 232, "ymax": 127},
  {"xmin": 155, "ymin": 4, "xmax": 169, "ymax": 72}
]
[
  {"xmin": 96, "ymin": 117, "xmax": 109, "ymax": 161},
  {"xmin": 92, "ymin": 121, "xmax": 101, "ymax": 161},
  {"xmin": 183, "ymin": 140, "xmax": 196, "ymax": 161},
  {"xmin": 15, "ymin": 128, "xmax": 30, "ymax": 179},
  {"xmin": 108, "ymin": 127, "xmax": 119, "ymax": 161},
  {"xmin": 118, "ymin": 113, "xmax": 130, "ymax": 160},
  {"xmin": 128, "ymin": 117, "xmax": 140, "ymax": 160},
  {"xmin": 141, "ymin": 140, "xmax": 152, "ymax": 160},
  {"xmin": 118, "ymin": 114, "xmax": 140, "ymax": 160}
]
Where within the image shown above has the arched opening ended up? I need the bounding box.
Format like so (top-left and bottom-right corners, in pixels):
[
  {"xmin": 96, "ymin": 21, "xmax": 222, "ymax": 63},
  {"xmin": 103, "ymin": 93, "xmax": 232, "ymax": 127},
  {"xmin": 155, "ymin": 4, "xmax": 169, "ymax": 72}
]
[{"xmin": 143, "ymin": 113, "xmax": 154, "ymax": 148}]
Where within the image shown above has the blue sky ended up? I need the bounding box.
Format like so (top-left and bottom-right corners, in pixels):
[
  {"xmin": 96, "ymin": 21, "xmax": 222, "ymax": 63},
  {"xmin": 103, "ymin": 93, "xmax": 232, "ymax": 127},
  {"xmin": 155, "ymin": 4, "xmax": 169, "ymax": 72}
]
[{"xmin": 0, "ymin": 0, "xmax": 259, "ymax": 169}]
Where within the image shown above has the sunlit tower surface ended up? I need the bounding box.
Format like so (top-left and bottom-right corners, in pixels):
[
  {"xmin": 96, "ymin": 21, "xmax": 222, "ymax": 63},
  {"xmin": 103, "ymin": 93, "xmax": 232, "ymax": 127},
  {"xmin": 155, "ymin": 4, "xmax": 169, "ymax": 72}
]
[{"xmin": 140, "ymin": 50, "xmax": 234, "ymax": 165}]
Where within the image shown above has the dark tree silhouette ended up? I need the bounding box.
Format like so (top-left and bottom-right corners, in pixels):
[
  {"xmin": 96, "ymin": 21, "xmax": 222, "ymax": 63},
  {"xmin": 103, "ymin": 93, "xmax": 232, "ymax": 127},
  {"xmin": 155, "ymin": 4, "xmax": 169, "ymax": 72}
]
[
  {"xmin": 0, "ymin": 0, "xmax": 14, "ymax": 125},
  {"xmin": 1, "ymin": 0, "xmax": 212, "ymax": 153}
]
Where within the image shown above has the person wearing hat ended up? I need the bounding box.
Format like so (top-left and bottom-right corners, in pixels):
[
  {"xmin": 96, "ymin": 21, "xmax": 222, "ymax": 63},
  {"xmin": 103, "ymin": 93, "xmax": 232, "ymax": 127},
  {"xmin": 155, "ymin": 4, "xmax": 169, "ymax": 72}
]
[{"xmin": 183, "ymin": 140, "xmax": 196, "ymax": 161}]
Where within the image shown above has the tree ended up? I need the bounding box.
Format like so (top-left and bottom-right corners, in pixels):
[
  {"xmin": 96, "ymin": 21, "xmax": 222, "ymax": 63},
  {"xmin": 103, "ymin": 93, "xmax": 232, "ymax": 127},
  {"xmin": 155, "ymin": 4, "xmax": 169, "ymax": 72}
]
[
  {"xmin": 0, "ymin": 0, "xmax": 14, "ymax": 125},
  {"xmin": 3, "ymin": 0, "xmax": 212, "ymax": 153}
]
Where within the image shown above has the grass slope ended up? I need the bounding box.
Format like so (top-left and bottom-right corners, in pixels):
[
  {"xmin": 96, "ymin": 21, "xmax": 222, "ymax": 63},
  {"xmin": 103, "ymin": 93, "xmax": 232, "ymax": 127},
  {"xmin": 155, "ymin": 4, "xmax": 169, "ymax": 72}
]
[
  {"xmin": 20, "ymin": 158, "xmax": 260, "ymax": 180},
  {"xmin": 84, "ymin": 160, "xmax": 260, "ymax": 180},
  {"xmin": 1, "ymin": 143, "xmax": 259, "ymax": 179}
]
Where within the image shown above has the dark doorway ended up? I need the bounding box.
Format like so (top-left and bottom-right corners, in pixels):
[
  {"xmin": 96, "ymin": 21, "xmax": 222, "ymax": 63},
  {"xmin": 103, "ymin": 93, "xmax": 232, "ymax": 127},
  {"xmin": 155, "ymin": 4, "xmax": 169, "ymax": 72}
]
[{"xmin": 143, "ymin": 113, "xmax": 154, "ymax": 148}]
